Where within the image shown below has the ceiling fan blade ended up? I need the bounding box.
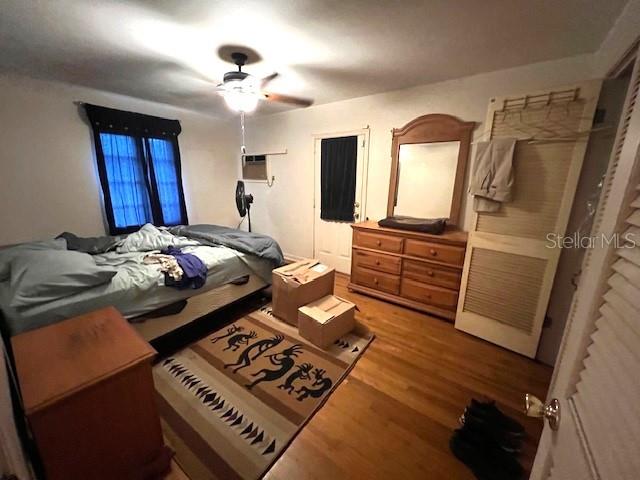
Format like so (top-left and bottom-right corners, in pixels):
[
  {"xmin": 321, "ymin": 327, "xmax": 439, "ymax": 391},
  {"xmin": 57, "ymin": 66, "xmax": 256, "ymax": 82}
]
[
  {"xmin": 260, "ymin": 73, "xmax": 279, "ymax": 88},
  {"xmin": 262, "ymin": 91, "xmax": 313, "ymax": 107}
]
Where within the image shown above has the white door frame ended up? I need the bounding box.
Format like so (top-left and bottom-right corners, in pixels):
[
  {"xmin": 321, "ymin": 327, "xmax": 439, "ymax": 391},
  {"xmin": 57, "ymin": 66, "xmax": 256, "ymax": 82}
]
[
  {"xmin": 312, "ymin": 127, "xmax": 370, "ymax": 265},
  {"xmin": 531, "ymin": 44, "xmax": 640, "ymax": 479}
]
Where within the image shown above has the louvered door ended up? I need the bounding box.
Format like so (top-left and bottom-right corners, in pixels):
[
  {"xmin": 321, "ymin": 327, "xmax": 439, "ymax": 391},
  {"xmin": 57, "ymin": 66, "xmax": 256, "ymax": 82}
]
[
  {"xmin": 455, "ymin": 81, "xmax": 601, "ymax": 357},
  {"xmin": 531, "ymin": 46, "xmax": 640, "ymax": 480}
]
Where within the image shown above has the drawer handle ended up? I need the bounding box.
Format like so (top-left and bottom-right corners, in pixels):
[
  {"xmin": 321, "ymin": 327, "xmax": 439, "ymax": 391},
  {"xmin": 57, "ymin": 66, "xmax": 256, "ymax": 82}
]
[
  {"xmin": 429, "ymin": 249, "xmax": 438, "ymax": 256},
  {"xmin": 376, "ymin": 240, "xmax": 382, "ymax": 246},
  {"xmin": 374, "ymin": 278, "xmax": 379, "ymax": 285},
  {"xmin": 375, "ymin": 260, "xmax": 381, "ymax": 265},
  {"xmin": 427, "ymin": 270, "xmax": 434, "ymax": 277}
]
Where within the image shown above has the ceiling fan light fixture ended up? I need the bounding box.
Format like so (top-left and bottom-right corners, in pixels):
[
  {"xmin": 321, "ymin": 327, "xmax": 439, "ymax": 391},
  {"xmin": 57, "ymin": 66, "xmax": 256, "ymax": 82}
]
[
  {"xmin": 221, "ymin": 79, "xmax": 259, "ymax": 113},
  {"xmin": 222, "ymin": 89, "xmax": 259, "ymax": 113}
]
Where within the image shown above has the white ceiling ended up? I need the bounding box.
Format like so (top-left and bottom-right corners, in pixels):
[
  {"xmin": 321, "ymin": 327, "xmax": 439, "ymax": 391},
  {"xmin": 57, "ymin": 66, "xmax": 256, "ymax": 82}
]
[{"xmin": 0, "ymin": 0, "xmax": 627, "ymax": 118}]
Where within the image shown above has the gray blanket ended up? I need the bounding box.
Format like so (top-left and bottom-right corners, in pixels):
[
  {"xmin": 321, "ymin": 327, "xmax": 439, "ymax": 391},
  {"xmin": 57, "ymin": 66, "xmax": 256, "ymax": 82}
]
[{"xmin": 169, "ymin": 224, "xmax": 284, "ymax": 267}]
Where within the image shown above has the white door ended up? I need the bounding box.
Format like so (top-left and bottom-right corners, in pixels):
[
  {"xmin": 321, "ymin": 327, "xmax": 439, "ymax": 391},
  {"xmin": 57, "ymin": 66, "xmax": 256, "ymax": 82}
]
[
  {"xmin": 531, "ymin": 47, "xmax": 640, "ymax": 480},
  {"xmin": 313, "ymin": 131, "xmax": 368, "ymax": 273},
  {"xmin": 455, "ymin": 81, "xmax": 601, "ymax": 358}
]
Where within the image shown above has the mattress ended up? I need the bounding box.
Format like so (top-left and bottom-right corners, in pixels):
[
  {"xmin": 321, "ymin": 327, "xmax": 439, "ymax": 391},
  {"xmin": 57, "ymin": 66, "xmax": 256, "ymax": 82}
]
[{"xmin": 0, "ymin": 245, "xmax": 272, "ymax": 336}]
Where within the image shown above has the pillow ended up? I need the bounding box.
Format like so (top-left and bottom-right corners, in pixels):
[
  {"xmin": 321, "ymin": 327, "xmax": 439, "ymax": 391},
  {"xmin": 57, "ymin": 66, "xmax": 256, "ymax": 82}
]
[
  {"xmin": 0, "ymin": 238, "xmax": 67, "ymax": 281},
  {"xmin": 116, "ymin": 223, "xmax": 198, "ymax": 253},
  {"xmin": 8, "ymin": 249, "xmax": 118, "ymax": 309}
]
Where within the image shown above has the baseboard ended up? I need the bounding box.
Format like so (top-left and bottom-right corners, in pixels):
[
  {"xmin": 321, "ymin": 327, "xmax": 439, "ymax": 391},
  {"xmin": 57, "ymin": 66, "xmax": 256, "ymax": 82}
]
[{"xmin": 283, "ymin": 252, "xmax": 306, "ymax": 264}]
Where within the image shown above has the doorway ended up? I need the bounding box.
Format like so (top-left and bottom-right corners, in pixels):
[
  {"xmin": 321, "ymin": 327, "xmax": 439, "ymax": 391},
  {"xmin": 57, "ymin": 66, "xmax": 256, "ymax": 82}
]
[{"xmin": 313, "ymin": 130, "xmax": 369, "ymax": 273}]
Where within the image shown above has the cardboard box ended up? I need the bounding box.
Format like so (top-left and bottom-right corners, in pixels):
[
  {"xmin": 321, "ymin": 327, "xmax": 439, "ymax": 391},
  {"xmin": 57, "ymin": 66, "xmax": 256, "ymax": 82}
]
[
  {"xmin": 298, "ymin": 295, "xmax": 356, "ymax": 349},
  {"xmin": 271, "ymin": 259, "xmax": 335, "ymax": 326}
]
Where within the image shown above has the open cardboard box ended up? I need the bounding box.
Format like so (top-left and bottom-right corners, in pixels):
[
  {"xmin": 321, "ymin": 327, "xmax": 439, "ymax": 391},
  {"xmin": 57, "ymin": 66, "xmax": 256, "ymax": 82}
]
[
  {"xmin": 271, "ymin": 259, "xmax": 335, "ymax": 326},
  {"xmin": 298, "ymin": 295, "xmax": 356, "ymax": 349}
]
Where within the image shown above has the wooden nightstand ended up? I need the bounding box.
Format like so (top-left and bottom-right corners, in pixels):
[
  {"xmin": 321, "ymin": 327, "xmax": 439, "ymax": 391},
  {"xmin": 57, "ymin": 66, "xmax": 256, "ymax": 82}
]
[{"xmin": 11, "ymin": 307, "xmax": 172, "ymax": 480}]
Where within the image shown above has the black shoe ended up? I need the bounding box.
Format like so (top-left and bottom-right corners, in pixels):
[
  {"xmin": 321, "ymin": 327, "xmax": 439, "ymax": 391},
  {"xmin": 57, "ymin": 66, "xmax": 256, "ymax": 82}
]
[
  {"xmin": 466, "ymin": 399, "xmax": 525, "ymax": 438},
  {"xmin": 450, "ymin": 427, "xmax": 524, "ymax": 480},
  {"xmin": 461, "ymin": 411, "xmax": 523, "ymax": 453}
]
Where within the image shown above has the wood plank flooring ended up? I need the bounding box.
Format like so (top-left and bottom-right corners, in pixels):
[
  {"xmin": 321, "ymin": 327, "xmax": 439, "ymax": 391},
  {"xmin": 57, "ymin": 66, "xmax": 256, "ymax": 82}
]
[{"xmin": 166, "ymin": 273, "xmax": 552, "ymax": 479}]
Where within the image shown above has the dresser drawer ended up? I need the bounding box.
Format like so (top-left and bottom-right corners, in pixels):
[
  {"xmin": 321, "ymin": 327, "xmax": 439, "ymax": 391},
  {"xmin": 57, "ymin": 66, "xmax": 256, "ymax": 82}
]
[
  {"xmin": 353, "ymin": 249, "xmax": 401, "ymax": 275},
  {"xmin": 401, "ymin": 278, "xmax": 458, "ymax": 309},
  {"xmin": 352, "ymin": 266, "xmax": 400, "ymax": 295},
  {"xmin": 354, "ymin": 231, "xmax": 403, "ymax": 253},
  {"xmin": 404, "ymin": 239, "xmax": 465, "ymax": 266},
  {"xmin": 403, "ymin": 259, "xmax": 462, "ymax": 290}
]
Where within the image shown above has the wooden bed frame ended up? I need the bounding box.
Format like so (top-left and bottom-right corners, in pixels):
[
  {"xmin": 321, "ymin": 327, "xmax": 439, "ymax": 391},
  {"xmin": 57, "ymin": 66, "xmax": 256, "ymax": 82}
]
[{"xmin": 130, "ymin": 275, "xmax": 269, "ymax": 342}]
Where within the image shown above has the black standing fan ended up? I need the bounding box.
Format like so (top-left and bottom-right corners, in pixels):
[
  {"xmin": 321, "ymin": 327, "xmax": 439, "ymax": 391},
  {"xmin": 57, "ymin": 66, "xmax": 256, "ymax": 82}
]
[{"xmin": 235, "ymin": 180, "xmax": 254, "ymax": 232}]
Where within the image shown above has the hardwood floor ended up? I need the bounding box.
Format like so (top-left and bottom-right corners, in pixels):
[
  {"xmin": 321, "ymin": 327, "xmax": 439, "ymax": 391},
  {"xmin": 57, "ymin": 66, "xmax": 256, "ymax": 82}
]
[
  {"xmin": 164, "ymin": 273, "xmax": 552, "ymax": 479},
  {"xmin": 263, "ymin": 273, "xmax": 552, "ymax": 479}
]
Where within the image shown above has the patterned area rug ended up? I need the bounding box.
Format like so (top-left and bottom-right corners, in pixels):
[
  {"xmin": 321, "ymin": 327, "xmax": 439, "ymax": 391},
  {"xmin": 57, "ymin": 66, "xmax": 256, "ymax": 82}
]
[{"xmin": 153, "ymin": 305, "xmax": 374, "ymax": 480}]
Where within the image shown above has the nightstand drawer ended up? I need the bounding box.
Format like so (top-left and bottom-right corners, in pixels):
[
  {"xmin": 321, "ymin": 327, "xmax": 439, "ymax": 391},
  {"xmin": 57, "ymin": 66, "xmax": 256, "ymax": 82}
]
[
  {"xmin": 352, "ymin": 266, "xmax": 400, "ymax": 295},
  {"xmin": 401, "ymin": 278, "xmax": 458, "ymax": 309},
  {"xmin": 404, "ymin": 239, "xmax": 465, "ymax": 266},
  {"xmin": 403, "ymin": 259, "xmax": 462, "ymax": 290},
  {"xmin": 354, "ymin": 231, "xmax": 403, "ymax": 253},
  {"xmin": 353, "ymin": 249, "xmax": 401, "ymax": 274}
]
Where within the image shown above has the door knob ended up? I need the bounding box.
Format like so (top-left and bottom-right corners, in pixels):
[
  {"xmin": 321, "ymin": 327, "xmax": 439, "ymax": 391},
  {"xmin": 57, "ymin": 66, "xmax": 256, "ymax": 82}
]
[{"xmin": 524, "ymin": 394, "xmax": 560, "ymax": 430}]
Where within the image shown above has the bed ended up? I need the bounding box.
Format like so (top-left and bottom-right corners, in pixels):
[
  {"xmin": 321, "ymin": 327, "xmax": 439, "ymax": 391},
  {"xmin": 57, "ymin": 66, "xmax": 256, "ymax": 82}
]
[{"xmin": 0, "ymin": 224, "xmax": 283, "ymax": 342}]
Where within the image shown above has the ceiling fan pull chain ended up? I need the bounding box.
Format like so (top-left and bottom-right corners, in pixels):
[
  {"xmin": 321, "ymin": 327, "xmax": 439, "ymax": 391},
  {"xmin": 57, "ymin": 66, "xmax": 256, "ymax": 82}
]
[{"xmin": 240, "ymin": 111, "xmax": 247, "ymax": 155}]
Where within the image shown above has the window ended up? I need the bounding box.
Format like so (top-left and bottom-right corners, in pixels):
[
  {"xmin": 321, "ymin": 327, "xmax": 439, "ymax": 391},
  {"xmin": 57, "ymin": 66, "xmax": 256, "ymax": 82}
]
[{"xmin": 85, "ymin": 104, "xmax": 188, "ymax": 234}]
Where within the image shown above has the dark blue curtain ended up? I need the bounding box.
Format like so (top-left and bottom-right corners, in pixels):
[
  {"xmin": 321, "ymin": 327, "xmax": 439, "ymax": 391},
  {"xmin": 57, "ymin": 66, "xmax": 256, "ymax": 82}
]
[
  {"xmin": 100, "ymin": 133, "xmax": 153, "ymax": 229},
  {"xmin": 147, "ymin": 138, "xmax": 186, "ymax": 225},
  {"xmin": 85, "ymin": 104, "xmax": 188, "ymax": 234},
  {"xmin": 320, "ymin": 136, "xmax": 358, "ymax": 221}
]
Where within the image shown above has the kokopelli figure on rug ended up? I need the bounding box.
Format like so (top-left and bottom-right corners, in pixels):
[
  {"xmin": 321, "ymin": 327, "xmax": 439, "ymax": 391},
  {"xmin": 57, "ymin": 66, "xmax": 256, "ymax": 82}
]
[
  {"xmin": 223, "ymin": 331, "xmax": 257, "ymax": 351},
  {"xmin": 278, "ymin": 362, "xmax": 314, "ymax": 394},
  {"xmin": 224, "ymin": 335, "xmax": 285, "ymax": 373},
  {"xmin": 296, "ymin": 368, "xmax": 333, "ymax": 401},
  {"xmin": 210, "ymin": 325, "xmax": 243, "ymax": 343},
  {"xmin": 245, "ymin": 344, "xmax": 304, "ymax": 390}
]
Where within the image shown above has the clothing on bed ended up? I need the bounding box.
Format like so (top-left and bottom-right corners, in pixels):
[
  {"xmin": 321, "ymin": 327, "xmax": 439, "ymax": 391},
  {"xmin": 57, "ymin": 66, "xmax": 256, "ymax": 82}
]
[
  {"xmin": 143, "ymin": 253, "xmax": 183, "ymax": 281},
  {"xmin": 161, "ymin": 247, "xmax": 207, "ymax": 290}
]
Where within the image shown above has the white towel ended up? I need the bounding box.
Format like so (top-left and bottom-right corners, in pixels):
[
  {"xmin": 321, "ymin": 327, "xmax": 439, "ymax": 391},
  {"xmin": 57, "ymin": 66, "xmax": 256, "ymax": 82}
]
[{"xmin": 469, "ymin": 138, "xmax": 517, "ymax": 212}]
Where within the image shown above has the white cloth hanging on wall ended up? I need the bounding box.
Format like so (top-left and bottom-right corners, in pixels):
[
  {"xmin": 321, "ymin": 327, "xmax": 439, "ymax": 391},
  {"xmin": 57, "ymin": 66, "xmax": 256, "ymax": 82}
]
[{"xmin": 469, "ymin": 138, "xmax": 517, "ymax": 212}]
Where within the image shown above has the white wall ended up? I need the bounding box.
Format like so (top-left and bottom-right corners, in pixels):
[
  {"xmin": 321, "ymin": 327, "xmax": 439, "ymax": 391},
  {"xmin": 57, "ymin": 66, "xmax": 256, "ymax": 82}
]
[
  {"xmin": 242, "ymin": 54, "xmax": 595, "ymax": 258},
  {"xmin": 0, "ymin": 74, "xmax": 238, "ymax": 245}
]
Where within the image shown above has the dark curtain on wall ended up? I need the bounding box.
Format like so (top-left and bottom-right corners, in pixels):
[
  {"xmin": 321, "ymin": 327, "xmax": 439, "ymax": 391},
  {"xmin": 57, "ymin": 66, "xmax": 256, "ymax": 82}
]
[
  {"xmin": 320, "ymin": 136, "xmax": 358, "ymax": 221},
  {"xmin": 84, "ymin": 104, "xmax": 188, "ymax": 234}
]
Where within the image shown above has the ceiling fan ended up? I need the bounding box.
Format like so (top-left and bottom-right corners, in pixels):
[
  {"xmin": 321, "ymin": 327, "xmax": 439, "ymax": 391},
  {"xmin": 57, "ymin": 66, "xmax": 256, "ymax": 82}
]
[{"xmin": 217, "ymin": 52, "xmax": 313, "ymax": 113}]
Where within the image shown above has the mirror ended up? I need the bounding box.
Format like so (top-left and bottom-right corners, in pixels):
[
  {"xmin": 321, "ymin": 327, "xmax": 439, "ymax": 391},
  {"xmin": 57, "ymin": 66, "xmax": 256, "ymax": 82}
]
[
  {"xmin": 396, "ymin": 141, "xmax": 461, "ymax": 219},
  {"xmin": 387, "ymin": 114, "xmax": 474, "ymax": 227}
]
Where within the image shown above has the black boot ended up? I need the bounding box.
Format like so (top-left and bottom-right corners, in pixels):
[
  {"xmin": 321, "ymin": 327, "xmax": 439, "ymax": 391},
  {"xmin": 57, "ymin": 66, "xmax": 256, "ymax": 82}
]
[
  {"xmin": 461, "ymin": 410, "xmax": 523, "ymax": 453},
  {"xmin": 466, "ymin": 399, "xmax": 525, "ymax": 437},
  {"xmin": 450, "ymin": 426, "xmax": 524, "ymax": 480}
]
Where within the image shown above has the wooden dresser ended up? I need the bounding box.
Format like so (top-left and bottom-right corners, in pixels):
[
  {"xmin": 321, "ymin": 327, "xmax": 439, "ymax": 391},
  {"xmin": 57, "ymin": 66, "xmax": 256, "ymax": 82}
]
[
  {"xmin": 349, "ymin": 221, "xmax": 467, "ymax": 321},
  {"xmin": 12, "ymin": 307, "xmax": 172, "ymax": 480}
]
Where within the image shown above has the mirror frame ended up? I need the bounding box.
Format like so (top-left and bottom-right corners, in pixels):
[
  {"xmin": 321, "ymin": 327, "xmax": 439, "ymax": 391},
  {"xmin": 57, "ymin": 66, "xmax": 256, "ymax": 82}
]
[{"xmin": 387, "ymin": 114, "xmax": 475, "ymax": 227}]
